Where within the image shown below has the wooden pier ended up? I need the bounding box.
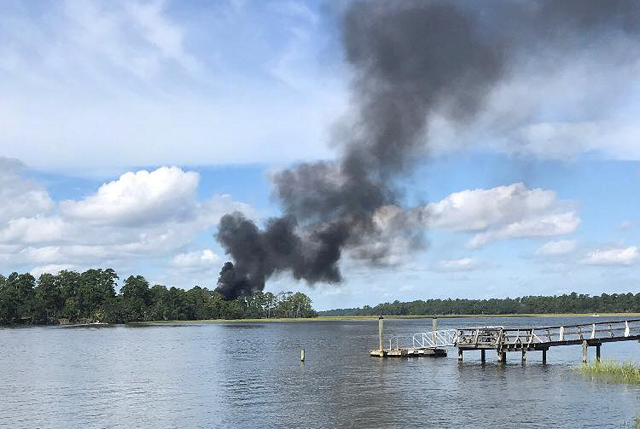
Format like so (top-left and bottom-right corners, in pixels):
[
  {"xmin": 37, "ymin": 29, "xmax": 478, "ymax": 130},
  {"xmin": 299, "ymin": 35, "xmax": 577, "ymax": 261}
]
[
  {"xmin": 455, "ymin": 319, "xmax": 640, "ymax": 363},
  {"xmin": 370, "ymin": 318, "xmax": 640, "ymax": 362}
]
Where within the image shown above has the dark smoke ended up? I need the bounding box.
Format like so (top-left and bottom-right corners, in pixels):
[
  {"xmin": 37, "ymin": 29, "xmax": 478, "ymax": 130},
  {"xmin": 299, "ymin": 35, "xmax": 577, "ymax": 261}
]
[{"xmin": 215, "ymin": 0, "xmax": 640, "ymax": 300}]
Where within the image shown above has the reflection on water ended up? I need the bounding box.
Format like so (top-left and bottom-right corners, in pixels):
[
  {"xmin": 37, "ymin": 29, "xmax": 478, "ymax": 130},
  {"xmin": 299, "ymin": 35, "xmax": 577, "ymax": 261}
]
[{"xmin": 1, "ymin": 317, "xmax": 639, "ymax": 428}]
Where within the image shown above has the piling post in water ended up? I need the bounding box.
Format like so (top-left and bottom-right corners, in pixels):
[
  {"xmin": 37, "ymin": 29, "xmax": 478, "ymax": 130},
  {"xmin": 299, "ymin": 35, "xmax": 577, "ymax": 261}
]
[
  {"xmin": 432, "ymin": 317, "xmax": 438, "ymax": 347},
  {"xmin": 521, "ymin": 349, "xmax": 526, "ymax": 363},
  {"xmin": 480, "ymin": 349, "xmax": 486, "ymax": 363},
  {"xmin": 457, "ymin": 348, "xmax": 463, "ymax": 361},
  {"xmin": 301, "ymin": 349, "xmax": 305, "ymax": 362},
  {"xmin": 542, "ymin": 349, "xmax": 547, "ymax": 365},
  {"xmin": 582, "ymin": 340, "xmax": 588, "ymax": 364},
  {"xmin": 596, "ymin": 344, "xmax": 601, "ymax": 362},
  {"xmin": 625, "ymin": 321, "xmax": 630, "ymax": 337},
  {"xmin": 378, "ymin": 316, "xmax": 384, "ymax": 352}
]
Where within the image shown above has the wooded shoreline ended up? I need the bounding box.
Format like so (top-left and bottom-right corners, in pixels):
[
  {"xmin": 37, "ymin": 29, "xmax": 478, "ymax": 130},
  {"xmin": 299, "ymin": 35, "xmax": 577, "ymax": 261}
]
[
  {"xmin": 3, "ymin": 268, "xmax": 640, "ymax": 326},
  {"xmin": 40, "ymin": 312, "xmax": 640, "ymax": 327},
  {"xmin": 320, "ymin": 292, "xmax": 640, "ymax": 317},
  {"xmin": 0, "ymin": 269, "xmax": 316, "ymax": 326}
]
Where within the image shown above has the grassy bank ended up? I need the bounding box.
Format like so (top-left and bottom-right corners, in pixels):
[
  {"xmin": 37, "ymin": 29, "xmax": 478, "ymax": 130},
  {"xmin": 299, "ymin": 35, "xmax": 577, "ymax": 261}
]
[
  {"xmin": 314, "ymin": 312, "xmax": 640, "ymax": 320},
  {"xmin": 134, "ymin": 312, "xmax": 640, "ymax": 325},
  {"xmin": 579, "ymin": 360, "xmax": 640, "ymax": 385}
]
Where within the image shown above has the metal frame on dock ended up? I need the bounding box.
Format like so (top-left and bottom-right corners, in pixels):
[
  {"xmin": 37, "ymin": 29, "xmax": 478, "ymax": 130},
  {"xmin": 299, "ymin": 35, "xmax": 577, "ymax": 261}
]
[
  {"xmin": 371, "ymin": 318, "xmax": 640, "ymax": 363},
  {"xmin": 455, "ymin": 319, "xmax": 640, "ymax": 363}
]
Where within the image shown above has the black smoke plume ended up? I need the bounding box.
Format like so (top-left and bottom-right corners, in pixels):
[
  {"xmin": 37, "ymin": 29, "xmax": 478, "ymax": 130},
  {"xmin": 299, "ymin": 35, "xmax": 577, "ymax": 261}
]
[{"xmin": 215, "ymin": 0, "xmax": 640, "ymax": 300}]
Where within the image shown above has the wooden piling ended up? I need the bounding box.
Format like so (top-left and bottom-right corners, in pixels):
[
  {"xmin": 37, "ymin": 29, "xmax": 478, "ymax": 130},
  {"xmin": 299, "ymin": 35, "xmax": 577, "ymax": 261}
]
[
  {"xmin": 300, "ymin": 349, "xmax": 305, "ymax": 362},
  {"xmin": 378, "ymin": 316, "xmax": 384, "ymax": 352},
  {"xmin": 432, "ymin": 318, "xmax": 438, "ymax": 339},
  {"xmin": 582, "ymin": 340, "xmax": 588, "ymax": 364},
  {"xmin": 497, "ymin": 351, "xmax": 506, "ymax": 363},
  {"xmin": 480, "ymin": 349, "xmax": 486, "ymax": 363},
  {"xmin": 596, "ymin": 344, "xmax": 601, "ymax": 362},
  {"xmin": 542, "ymin": 349, "xmax": 547, "ymax": 365},
  {"xmin": 458, "ymin": 348, "xmax": 463, "ymax": 361},
  {"xmin": 521, "ymin": 349, "xmax": 526, "ymax": 363}
]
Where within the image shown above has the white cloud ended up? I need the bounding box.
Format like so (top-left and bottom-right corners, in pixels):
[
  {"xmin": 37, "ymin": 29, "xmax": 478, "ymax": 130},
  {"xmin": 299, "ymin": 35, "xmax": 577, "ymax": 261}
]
[
  {"xmin": 437, "ymin": 258, "xmax": 478, "ymax": 272},
  {"xmin": 536, "ymin": 240, "xmax": 577, "ymax": 256},
  {"xmin": 425, "ymin": 183, "xmax": 580, "ymax": 248},
  {"xmin": 30, "ymin": 264, "xmax": 75, "ymax": 278},
  {"xmin": 61, "ymin": 167, "xmax": 199, "ymax": 226},
  {"xmin": 582, "ymin": 246, "xmax": 639, "ymax": 266},
  {"xmin": 0, "ymin": 0, "xmax": 345, "ymax": 173},
  {"xmin": 171, "ymin": 249, "xmax": 221, "ymax": 271},
  {"xmin": 0, "ymin": 159, "xmax": 54, "ymax": 224},
  {"xmin": 60, "ymin": 0, "xmax": 198, "ymax": 78},
  {"xmin": 0, "ymin": 216, "xmax": 66, "ymax": 244},
  {"xmin": 468, "ymin": 212, "xmax": 579, "ymax": 248},
  {"xmin": 0, "ymin": 164, "xmax": 251, "ymax": 276}
]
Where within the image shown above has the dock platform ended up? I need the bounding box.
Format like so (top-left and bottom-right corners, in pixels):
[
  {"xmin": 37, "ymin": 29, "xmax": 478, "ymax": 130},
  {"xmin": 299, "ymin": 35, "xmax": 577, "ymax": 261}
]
[
  {"xmin": 370, "ymin": 317, "xmax": 640, "ymax": 363},
  {"xmin": 455, "ymin": 318, "xmax": 640, "ymax": 363},
  {"xmin": 370, "ymin": 347, "xmax": 447, "ymax": 358}
]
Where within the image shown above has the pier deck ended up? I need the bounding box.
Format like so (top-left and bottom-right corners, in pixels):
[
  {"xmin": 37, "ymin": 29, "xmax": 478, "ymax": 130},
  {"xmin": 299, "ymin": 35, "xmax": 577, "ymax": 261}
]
[
  {"xmin": 455, "ymin": 319, "xmax": 640, "ymax": 363},
  {"xmin": 370, "ymin": 318, "xmax": 640, "ymax": 363}
]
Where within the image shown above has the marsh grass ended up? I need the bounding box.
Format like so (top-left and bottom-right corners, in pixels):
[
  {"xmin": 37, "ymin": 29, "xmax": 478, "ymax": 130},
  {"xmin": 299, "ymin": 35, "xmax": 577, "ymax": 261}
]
[{"xmin": 579, "ymin": 360, "xmax": 640, "ymax": 385}]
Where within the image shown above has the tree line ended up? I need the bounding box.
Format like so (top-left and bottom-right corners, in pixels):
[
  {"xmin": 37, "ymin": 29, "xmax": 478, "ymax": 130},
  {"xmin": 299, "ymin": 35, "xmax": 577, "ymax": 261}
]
[
  {"xmin": 0, "ymin": 269, "xmax": 316, "ymax": 325},
  {"xmin": 320, "ymin": 292, "xmax": 640, "ymax": 316}
]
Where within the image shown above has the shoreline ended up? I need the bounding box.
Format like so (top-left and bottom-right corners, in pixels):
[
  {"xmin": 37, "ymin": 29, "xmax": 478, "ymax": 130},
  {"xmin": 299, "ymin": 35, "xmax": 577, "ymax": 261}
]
[
  {"xmin": 4, "ymin": 313, "xmax": 639, "ymax": 328},
  {"xmin": 135, "ymin": 312, "xmax": 640, "ymax": 325}
]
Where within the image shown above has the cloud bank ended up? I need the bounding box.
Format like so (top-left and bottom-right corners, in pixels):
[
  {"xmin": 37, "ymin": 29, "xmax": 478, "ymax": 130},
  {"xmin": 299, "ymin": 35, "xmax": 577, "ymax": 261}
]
[
  {"xmin": 1, "ymin": 0, "xmax": 640, "ymax": 174},
  {"xmin": 425, "ymin": 183, "xmax": 580, "ymax": 248},
  {"xmin": 0, "ymin": 159, "xmax": 250, "ymax": 279}
]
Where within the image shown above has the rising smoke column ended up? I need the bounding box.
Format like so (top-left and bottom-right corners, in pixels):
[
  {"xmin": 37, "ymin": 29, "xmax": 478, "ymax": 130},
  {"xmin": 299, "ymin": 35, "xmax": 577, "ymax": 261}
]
[{"xmin": 215, "ymin": 0, "xmax": 640, "ymax": 300}]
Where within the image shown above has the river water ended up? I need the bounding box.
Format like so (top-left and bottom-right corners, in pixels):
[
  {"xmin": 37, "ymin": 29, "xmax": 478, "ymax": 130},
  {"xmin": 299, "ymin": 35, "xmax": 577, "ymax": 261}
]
[{"xmin": 1, "ymin": 316, "xmax": 639, "ymax": 428}]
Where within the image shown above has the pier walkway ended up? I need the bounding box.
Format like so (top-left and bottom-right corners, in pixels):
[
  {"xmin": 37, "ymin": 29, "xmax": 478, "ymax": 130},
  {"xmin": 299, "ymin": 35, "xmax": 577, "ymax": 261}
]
[
  {"xmin": 370, "ymin": 317, "xmax": 640, "ymax": 363},
  {"xmin": 455, "ymin": 318, "xmax": 640, "ymax": 363}
]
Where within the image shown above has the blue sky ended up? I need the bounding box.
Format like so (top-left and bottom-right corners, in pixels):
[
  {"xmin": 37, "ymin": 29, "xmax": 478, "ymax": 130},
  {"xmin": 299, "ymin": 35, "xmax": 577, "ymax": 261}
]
[{"xmin": 1, "ymin": 0, "xmax": 639, "ymax": 310}]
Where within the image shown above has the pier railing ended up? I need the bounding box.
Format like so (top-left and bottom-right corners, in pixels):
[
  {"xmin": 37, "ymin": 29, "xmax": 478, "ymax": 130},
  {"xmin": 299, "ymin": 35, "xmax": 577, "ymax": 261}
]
[
  {"xmin": 455, "ymin": 319, "xmax": 640, "ymax": 350},
  {"xmin": 412, "ymin": 330, "xmax": 457, "ymax": 348},
  {"xmin": 384, "ymin": 330, "xmax": 457, "ymax": 350}
]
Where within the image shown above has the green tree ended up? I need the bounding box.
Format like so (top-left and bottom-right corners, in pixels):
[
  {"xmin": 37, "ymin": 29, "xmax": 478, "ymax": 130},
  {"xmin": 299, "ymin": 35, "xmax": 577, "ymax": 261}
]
[
  {"xmin": 0, "ymin": 273, "xmax": 19, "ymax": 324},
  {"xmin": 34, "ymin": 273, "xmax": 64, "ymax": 323},
  {"xmin": 58, "ymin": 270, "xmax": 81, "ymax": 321},
  {"xmin": 78, "ymin": 269, "xmax": 118, "ymax": 321},
  {"xmin": 120, "ymin": 275, "xmax": 151, "ymax": 321},
  {"xmin": 148, "ymin": 285, "xmax": 170, "ymax": 321}
]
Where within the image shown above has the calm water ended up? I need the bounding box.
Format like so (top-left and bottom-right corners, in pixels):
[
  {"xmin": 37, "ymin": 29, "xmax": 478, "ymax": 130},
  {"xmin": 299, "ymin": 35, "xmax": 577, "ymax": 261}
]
[{"xmin": 1, "ymin": 316, "xmax": 640, "ymax": 428}]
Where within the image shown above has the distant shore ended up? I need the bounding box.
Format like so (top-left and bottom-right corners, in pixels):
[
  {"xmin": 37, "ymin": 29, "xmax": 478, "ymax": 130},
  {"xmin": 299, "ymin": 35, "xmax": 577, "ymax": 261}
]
[
  {"xmin": 133, "ymin": 312, "xmax": 640, "ymax": 325},
  {"xmin": 6, "ymin": 313, "xmax": 637, "ymax": 328}
]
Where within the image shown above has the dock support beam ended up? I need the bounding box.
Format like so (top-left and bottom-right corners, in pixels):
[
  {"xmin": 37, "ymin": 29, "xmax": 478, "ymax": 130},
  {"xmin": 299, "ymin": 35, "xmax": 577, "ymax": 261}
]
[
  {"xmin": 596, "ymin": 344, "xmax": 601, "ymax": 362},
  {"xmin": 521, "ymin": 349, "xmax": 526, "ymax": 363},
  {"xmin": 542, "ymin": 349, "xmax": 547, "ymax": 365},
  {"xmin": 497, "ymin": 351, "xmax": 506, "ymax": 363},
  {"xmin": 582, "ymin": 340, "xmax": 588, "ymax": 364},
  {"xmin": 458, "ymin": 349, "xmax": 463, "ymax": 361},
  {"xmin": 433, "ymin": 318, "xmax": 438, "ymax": 339},
  {"xmin": 378, "ymin": 316, "xmax": 384, "ymax": 352},
  {"xmin": 480, "ymin": 349, "xmax": 486, "ymax": 363}
]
